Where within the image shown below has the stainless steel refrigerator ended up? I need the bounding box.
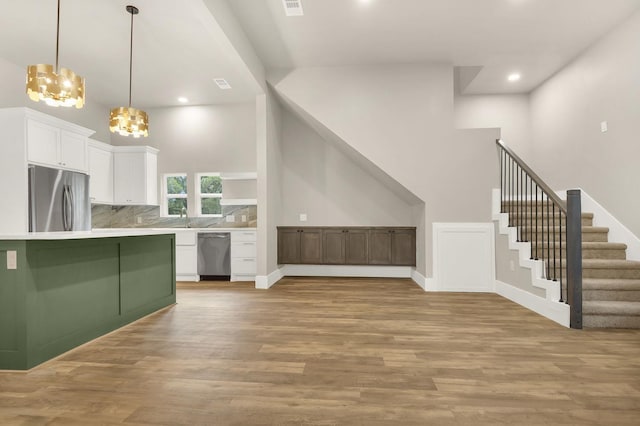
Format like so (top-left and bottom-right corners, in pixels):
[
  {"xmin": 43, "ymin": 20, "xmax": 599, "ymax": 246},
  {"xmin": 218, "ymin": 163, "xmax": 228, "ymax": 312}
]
[{"xmin": 28, "ymin": 165, "xmax": 91, "ymax": 232}]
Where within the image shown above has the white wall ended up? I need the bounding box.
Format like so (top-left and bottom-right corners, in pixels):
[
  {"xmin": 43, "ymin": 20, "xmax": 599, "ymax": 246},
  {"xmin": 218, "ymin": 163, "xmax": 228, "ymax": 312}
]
[
  {"xmin": 530, "ymin": 11, "xmax": 640, "ymax": 238},
  {"xmin": 454, "ymin": 94, "xmax": 532, "ymax": 161},
  {"xmin": 110, "ymin": 103, "xmax": 256, "ymax": 215},
  {"xmin": 256, "ymin": 90, "xmax": 283, "ymax": 279},
  {"xmin": 0, "ymin": 57, "xmax": 111, "ymax": 142},
  {"xmin": 280, "ymin": 109, "xmax": 414, "ymax": 226},
  {"xmin": 270, "ymin": 64, "xmax": 500, "ymax": 276}
]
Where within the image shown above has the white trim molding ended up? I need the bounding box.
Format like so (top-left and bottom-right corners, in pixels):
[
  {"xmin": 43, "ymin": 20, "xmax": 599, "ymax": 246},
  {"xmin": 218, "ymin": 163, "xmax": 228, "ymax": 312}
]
[
  {"xmin": 496, "ymin": 280, "xmax": 570, "ymax": 327},
  {"xmin": 432, "ymin": 222, "xmax": 496, "ymax": 292},
  {"xmin": 410, "ymin": 268, "xmax": 427, "ymax": 290},
  {"xmin": 492, "ymin": 188, "xmax": 568, "ymax": 326},
  {"xmin": 255, "ymin": 268, "xmax": 283, "ymax": 290}
]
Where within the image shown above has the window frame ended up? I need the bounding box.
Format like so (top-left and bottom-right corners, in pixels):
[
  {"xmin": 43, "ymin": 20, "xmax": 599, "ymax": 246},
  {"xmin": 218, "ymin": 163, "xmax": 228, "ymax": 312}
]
[
  {"xmin": 161, "ymin": 172, "xmax": 188, "ymax": 218},
  {"xmin": 195, "ymin": 172, "xmax": 223, "ymax": 218}
]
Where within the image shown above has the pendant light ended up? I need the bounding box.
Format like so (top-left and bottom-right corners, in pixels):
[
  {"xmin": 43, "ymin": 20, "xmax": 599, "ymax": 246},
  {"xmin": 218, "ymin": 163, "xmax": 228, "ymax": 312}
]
[
  {"xmin": 26, "ymin": 0, "xmax": 85, "ymax": 108},
  {"xmin": 109, "ymin": 5, "xmax": 148, "ymax": 138}
]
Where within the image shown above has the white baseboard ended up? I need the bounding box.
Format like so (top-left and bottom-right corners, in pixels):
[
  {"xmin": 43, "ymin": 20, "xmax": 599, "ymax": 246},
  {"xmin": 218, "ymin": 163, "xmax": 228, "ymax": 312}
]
[
  {"xmin": 411, "ymin": 269, "xmax": 427, "ymax": 290},
  {"xmin": 255, "ymin": 268, "xmax": 283, "ymax": 290},
  {"xmin": 176, "ymin": 274, "xmax": 199, "ymax": 282},
  {"xmin": 495, "ymin": 280, "xmax": 570, "ymax": 327},
  {"xmin": 280, "ymin": 264, "xmax": 413, "ymax": 278}
]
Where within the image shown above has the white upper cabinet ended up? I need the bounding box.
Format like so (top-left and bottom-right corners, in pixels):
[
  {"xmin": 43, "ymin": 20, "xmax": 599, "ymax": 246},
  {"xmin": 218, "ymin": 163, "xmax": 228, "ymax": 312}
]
[
  {"xmin": 113, "ymin": 146, "xmax": 158, "ymax": 205},
  {"xmin": 88, "ymin": 140, "xmax": 114, "ymax": 204},
  {"xmin": 26, "ymin": 113, "xmax": 92, "ymax": 173}
]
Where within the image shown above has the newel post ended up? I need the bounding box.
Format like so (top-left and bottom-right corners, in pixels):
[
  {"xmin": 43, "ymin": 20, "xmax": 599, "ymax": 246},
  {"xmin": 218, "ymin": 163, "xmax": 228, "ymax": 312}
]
[{"xmin": 566, "ymin": 189, "xmax": 583, "ymax": 329}]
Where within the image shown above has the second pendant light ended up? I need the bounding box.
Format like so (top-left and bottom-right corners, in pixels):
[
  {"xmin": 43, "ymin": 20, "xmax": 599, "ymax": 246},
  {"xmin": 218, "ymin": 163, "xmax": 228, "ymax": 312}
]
[{"xmin": 110, "ymin": 5, "xmax": 148, "ymax": 138}]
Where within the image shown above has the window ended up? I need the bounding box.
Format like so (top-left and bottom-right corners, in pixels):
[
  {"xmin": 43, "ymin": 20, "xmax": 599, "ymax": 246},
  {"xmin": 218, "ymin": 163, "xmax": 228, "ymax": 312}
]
[
  {"xmin": 163, "ymin": 173, "xmax": 188, "ymax": 217},
  {"xmin": 196, "ymin": 173, "xmax": 222, "ymax": 217}
]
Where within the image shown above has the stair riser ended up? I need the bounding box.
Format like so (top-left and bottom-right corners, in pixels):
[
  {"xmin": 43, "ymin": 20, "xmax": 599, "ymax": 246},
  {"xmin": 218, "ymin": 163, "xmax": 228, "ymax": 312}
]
[
  {"xmin": 583, "ymin": 290, "xmax": 640, "ymax": 302},
  {"xmin": 529, "ymin": 249, "xmax": 626, "ymax": 260},
  {"xmin": 521, "ymin": 234, "xmax": 609, "ymax": 243},
  {"xmin": 583, "ymin": 315, "xmax": 640, "ymax": 329},
  {"xmin": 583, "ymin": 269, "xmax": 640, "ymax": 279},
  {"xmin": 510, "ymin": 218, "xmax": 593, "ymax": 227}
]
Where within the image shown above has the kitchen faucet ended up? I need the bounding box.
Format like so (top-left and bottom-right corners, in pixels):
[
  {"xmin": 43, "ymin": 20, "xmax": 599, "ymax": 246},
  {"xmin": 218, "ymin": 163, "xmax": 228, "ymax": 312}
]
[{"xmin": 180, "ymin": 207, "xmax": 191, "ymax": 228}]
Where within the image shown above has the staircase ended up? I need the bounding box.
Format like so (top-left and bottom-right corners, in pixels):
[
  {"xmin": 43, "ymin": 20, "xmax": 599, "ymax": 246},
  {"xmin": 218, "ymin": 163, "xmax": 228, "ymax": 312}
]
[{"xmin": 506, "ymin": 204, "xmax": 640, "ymax": 329}]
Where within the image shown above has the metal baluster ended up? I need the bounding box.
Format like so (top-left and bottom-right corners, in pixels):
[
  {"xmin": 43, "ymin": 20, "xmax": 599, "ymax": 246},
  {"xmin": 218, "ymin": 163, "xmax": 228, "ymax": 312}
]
[
  {"xmin": 541, "ymin": 193, "xmax": 545, "ymax": 275},
  {"xmin": 553, "ymin": 203, "xmax": 557, "ymax": 281},
  {"xmin": 546, "ymin": 196, "xmax": 551, "ymax": 279},
  {"xmin": 500, "ymin": 149, "xmax": 504, "ymax": 212},
  {"xmin": 559, "ymin": 212, "xmax": 564, "ymax": 302},
  {"xmin": 524, "ymin": 172, "xmax": 528, "ymax": 242},
  {"xmin": 535, "ymin": 183, "xmax": 540, "ymax": 260}
]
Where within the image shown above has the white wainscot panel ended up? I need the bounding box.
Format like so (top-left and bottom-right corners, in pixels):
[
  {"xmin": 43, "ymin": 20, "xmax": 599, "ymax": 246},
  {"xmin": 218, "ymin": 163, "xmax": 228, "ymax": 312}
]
[{"xmin": 433, "ymin": 223, "xmax": 495, "ymax": 292}]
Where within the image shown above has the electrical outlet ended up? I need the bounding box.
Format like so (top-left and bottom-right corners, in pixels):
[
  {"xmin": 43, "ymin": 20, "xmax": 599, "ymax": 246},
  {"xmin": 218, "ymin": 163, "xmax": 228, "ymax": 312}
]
[
  {"xmin": 299, "ymin": 213, "xmax": 307, "ymax": 222},
  {"xmin": 136, "ymin": 216, "xmax": 142, "ymax": 224},
  {"xmin": 600, "ymin": 121, "xmax": 608, "ymax": 132},
  {"xmin": 226, "ymin": 215, "xmax": 235, "ymax": 223},
  {"xmin": 241, "ymin": 215, "xmax": 247, "ymax": 222},
  {"xmin": 7, "ymin": 250, "xmax": 17, "ymax": 270}
]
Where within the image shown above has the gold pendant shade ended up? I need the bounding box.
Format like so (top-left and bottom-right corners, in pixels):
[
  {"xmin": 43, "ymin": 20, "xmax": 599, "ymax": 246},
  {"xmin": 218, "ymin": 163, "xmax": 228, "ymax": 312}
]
[
  {"xmin": 26, "ymin": 64, "xmax": 85, "ymax": 108},
  {"xmin": 26, "ymin": 0, "xmax": 85, "ymax": 109},
  {"xmin": 109, "ymin": 106, "xmax": 148, "ymax": 138}
]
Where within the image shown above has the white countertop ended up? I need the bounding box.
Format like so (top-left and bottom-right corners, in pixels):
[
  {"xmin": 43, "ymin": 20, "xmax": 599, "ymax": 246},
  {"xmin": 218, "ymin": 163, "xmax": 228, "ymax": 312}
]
[{"xmin": 0, "ymin": 227, "xmax": 256, "ymax": 240}]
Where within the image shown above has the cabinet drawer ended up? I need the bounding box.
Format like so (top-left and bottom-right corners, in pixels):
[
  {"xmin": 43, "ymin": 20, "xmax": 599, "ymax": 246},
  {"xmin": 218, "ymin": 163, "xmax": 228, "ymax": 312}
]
[
  {"xmin": 175, "ymin": 231, "xmax": 197, "ymax": 246},
  {"xmin": 231, "ymin": 258, "xmax": 256, "ymax": 274},
  {"xmin": 231, "ymin": 241, "xmax": 256, "ymax": 258},
  {"xmin": 232, "ymin": 230, "xmax": 256, "ymax": 242}
]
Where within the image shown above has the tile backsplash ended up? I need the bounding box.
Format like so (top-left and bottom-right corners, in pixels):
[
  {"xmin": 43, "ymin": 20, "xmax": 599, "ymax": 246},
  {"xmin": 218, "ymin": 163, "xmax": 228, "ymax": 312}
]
[{"xmin": 92, "ymin": 204, "xmax": 257, "ymax": 228}]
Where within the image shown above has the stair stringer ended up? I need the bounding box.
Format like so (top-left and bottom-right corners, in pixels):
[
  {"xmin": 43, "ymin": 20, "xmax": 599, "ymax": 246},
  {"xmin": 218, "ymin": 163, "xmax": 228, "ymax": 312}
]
[{"xmin": 492, "ymin": 189, "xmax": 570, "ymax": 327}]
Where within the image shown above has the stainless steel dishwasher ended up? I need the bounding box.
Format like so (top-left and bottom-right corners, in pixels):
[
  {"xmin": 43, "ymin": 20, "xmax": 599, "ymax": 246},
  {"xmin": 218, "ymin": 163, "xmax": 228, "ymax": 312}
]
[{"xmin": 197, "ymin": 233, "xmax": 231, "ymax": 280}]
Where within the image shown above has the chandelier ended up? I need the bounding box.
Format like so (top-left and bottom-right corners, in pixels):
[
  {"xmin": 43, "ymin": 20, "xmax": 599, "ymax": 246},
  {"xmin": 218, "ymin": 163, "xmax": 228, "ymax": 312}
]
[
  {"xmin": 109, "ymin": 5, "xmax": 148, "ymax": 138},
  {"xmin": 26, "ymin": 0, "xmax": 85, "ymax": 108}
]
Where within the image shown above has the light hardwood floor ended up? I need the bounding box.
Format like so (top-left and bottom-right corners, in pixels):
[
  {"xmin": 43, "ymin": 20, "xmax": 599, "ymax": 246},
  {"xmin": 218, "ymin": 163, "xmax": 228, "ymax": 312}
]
[{"xmin": 1, "ymin": 277, "xmax": 640, "ymax": 425}]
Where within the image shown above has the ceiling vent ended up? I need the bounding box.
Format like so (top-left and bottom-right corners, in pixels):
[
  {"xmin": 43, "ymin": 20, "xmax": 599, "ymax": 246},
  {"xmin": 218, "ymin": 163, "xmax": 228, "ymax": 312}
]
[
  {"xmin": 213, "ymin": 78, "xmax": 232, "ymax": 90},
  {"xmin": 282, "ymin": 0, "xmax": 303, "ymax": 16}
]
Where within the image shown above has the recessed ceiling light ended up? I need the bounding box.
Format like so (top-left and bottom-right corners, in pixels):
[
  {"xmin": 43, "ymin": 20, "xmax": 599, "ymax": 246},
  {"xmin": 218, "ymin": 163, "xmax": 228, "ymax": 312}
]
[
  {"xmin": 177, "ymin": 97, "xmax": 188, "ymax": 103},
  {"xmin": 213, "ymin": 78, "xmax": 232, "ymax": 90},
  {"xmin": 508, "ymin": 73, "xmax": 521, "ymax": 82}
]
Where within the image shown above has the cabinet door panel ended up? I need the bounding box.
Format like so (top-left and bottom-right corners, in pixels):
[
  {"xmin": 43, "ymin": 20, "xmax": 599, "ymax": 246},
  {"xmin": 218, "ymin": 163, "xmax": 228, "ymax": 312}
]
[
  {"xmin": 345, "ymin": 230, "xmax": 368, "ymax": 265},
  {"xmin": 88, "ymin": 146, "xmax": 113, "ymax": 204},
  {"xmin": 27, "ymin": 120, "xmax": 59, "ymax": 167},
  {"xmin": 59, "ymin": 131, "xmax": 87, "ymax": 172},
  {"xmin": 392, "ymin": 230, "xmax": 416, "ymax": 266},
  {"xmin": 278, "ymin": 229, "xmax": 300, "ymax": 264},
  {"xmin": 113, "ymin": 153, "xmax": 146, "ymax": 204},
  {"xmin": 176, "ymin": 245, "xmax": 197, "ymax": 275},
  {"xmin": 300, "ymin": 229, "xmax": 322, "ymax": 264},
  {"xmin": 323, "ymin": 230, "xmax": 345, "ymax": 264},
  {"xmin": 368, "ymin": 230, "xmax": 392, "ymax": 265}
]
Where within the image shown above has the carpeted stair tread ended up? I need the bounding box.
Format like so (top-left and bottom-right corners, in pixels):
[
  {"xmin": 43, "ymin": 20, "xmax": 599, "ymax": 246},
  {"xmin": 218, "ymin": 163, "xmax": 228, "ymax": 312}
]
[
  {"xmin": 583, "ymin": 278, "xmax": 640, "ymax": 291},
  {"xmin": 583, "ymin": 300, "xmax": 640, "ymax": 316},
  {"xmin": 582, "ymin": 259, "xmax": 640, "ymax": 269}
]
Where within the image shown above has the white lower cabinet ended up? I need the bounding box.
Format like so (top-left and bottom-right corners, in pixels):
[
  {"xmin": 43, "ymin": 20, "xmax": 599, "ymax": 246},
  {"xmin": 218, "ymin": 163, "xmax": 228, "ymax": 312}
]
[
  {"xmin": 174, "ymin": 229, "xmax": 256, "ymax": 283},
  {"xmin": 175, "ymin": 230, "xmax": 198, "ymax": 281},
  {"xmin": 231, "ymin": 230, "xmax": 257, "ymax": 282}
]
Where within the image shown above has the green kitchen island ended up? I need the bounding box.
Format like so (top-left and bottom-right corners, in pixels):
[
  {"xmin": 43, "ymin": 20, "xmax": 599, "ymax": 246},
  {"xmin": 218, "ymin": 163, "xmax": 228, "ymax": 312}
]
[{"xmin": 0, "ymin": 231, "xmax": 176, "ymax": 370}]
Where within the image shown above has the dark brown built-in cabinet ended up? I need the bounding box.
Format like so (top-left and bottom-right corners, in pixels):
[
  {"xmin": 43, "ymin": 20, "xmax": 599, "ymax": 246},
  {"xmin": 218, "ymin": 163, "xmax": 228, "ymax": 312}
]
[{"xmin": 277, "ymin": 227, "xmax": 416, "ymax": 266}]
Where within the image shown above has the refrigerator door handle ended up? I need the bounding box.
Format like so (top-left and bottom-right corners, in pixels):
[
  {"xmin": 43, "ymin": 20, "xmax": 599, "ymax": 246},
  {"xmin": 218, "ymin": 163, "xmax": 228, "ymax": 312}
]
[
  {"xmin": 28, "ymin": 166, "xmax": 36, "ymax": 232},
  {"xmin": 63, "ymin": 185, "xmax": 74, "ymax": 231},
  {"xmin": 67, "ymin": 186, "xmax": 75, "ymax": 230}
]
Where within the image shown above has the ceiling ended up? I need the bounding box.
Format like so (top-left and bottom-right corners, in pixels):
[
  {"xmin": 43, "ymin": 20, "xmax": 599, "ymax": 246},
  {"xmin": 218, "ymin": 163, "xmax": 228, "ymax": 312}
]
[
  {"xmin": 1, "ymin": 0, "xmax": 639, "ymax": 110},
  {"xmin": 228, "ymin": 0, "xmax": 640, "ymax": 94},
  {"xmin": 0, "ymin": 0, "xmax": 261, "ymax": 108}
]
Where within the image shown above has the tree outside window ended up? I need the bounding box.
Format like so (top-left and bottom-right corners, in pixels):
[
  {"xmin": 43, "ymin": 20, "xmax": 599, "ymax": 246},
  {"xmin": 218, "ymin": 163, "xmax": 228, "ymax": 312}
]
[
  {"xmin": 197, "ymin": 173, "xmax": 222, "ymax": 216},
  {"xmin": 164, "ymin": 174, "xmax": 187, "ymax": 216}
]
